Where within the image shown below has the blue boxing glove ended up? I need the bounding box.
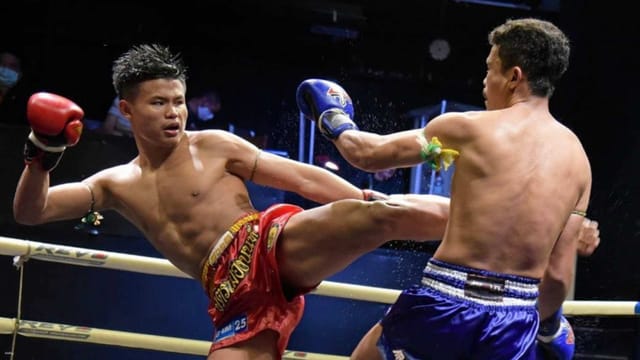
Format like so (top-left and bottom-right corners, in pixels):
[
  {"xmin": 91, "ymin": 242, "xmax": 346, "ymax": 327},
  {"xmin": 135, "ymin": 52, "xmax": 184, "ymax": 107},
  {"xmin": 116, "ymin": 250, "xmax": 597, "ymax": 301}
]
[
  {"xmin": 296, "ymin": 78, "xmax": 358, "ymax": 140},
  {"xmin": 536, "ymin": 309, "xmax": 575, "ymax": 360}
]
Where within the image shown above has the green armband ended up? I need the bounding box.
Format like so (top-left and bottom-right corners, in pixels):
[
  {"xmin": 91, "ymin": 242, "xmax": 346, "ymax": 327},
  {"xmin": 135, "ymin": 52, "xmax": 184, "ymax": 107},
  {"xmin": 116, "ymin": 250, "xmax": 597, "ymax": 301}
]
[
  {"xmin": 416, "ymin": 134, "xmax": 459, "ymax": 171},
  {"xmin": 74, "ymin": 183, "xmax": 104, "ymax": 235}
]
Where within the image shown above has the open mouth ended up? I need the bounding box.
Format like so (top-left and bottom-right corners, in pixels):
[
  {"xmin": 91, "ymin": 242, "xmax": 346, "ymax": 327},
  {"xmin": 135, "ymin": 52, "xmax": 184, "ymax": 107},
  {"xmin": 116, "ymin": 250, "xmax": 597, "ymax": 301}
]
[{"xmin": 163, "ymin": 123, "xmax": 180, "ymax": 136}]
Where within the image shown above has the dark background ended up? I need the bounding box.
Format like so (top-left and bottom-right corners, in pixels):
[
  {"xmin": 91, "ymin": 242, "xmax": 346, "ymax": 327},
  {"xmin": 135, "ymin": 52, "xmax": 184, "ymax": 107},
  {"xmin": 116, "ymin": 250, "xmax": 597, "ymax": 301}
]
[{"xmin": 1, "ymin": 0, "xmax": 639, "ymax": 358}]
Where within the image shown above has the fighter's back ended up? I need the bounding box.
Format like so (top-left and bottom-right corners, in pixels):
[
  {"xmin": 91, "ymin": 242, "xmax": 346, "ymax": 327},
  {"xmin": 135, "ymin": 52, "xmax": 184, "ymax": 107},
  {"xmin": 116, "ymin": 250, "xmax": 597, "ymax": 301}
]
[{"xmin": 433, "ymin": 102, "xmax": 591, "ymax": 279}]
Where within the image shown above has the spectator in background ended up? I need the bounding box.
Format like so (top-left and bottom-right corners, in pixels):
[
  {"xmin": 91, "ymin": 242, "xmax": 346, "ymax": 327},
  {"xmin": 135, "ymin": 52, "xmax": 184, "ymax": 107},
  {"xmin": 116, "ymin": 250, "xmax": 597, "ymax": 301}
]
[
  {"xmin": 0, "ymin": 51, "xmax": 22, "ymax": 106},
  {"xmin": 186, "ymin": 89, "xmax": 223, "ymax": 130},
  {"xmin": 99, "ymin": 96, "xmax": 133, "ymax": 137}
]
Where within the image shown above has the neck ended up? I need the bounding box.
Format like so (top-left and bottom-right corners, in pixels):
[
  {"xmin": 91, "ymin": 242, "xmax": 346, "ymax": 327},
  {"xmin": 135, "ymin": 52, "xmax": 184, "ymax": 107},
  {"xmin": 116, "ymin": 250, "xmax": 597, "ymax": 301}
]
[
  {"xmin": 136, "ymin": 134, "xmax": 187, "ymax": 169},
  {"xmin": 509, "ymin": 94, "xmax": 549, "ymax": 109}
]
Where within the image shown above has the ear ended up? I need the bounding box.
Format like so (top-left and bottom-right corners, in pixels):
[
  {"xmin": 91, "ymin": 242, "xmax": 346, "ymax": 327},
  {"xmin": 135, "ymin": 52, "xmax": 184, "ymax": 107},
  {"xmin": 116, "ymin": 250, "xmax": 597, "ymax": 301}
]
[
  {"xmin": 119, "ymin": 99, "xmax": 133, "ymax": 120},
  {"xmin": 509, "ymin": 66, "xmax": 524, "ymax": 90}
]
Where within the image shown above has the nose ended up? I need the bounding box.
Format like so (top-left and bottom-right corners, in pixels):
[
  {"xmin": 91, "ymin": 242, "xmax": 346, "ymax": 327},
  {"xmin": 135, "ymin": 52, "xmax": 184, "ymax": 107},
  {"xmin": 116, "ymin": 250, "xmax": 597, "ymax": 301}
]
[{"xmin": 166, "ymin": 104, "xmax": 180, "ymax": 118}]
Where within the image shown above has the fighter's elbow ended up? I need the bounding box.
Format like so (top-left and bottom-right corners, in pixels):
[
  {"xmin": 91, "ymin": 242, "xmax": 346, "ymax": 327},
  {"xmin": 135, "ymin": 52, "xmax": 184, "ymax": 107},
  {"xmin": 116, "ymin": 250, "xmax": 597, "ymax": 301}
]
[
  {"xmin": 542, "ymin": 267, "xmax": 573, "ymax": 295},
  {"xmin": 13, "ymin": 207, "xmax": 44, "ymax": 226},
  {"xmin": 14, "ymin": 215, "xmax": 37, "ymax": 226},
  {"xmin": 344, "ymin": 149, "xmax": 384, "ymax": 172},
  {"xmin": 350, "ymin": 159, "xmax": 377, "ymax": 172}
]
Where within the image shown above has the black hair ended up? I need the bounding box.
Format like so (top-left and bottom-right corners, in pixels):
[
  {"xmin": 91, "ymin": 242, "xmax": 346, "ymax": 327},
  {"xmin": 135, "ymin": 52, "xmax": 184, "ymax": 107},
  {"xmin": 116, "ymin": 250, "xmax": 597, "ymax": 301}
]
[
  {"xmin": 488, "ymin": 18, "xmax": 570, "ymax": 97},
  {"xmin": 112, "ymin": 44, "xmax": 188, "ymax": 100}
]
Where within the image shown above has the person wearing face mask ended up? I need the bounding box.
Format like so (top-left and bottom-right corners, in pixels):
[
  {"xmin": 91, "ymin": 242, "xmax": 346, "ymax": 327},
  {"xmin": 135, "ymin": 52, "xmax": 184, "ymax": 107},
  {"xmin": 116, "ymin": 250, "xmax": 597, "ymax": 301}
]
[
  {"xmin": 186, "ymin": 89, "xmax": 223, "ymax": 130},
  {"xmin": 100, "ymin": 96, "xmax": 134, "ymax": 137},
  {"xmin": 0, "ymin": 51, "xmax": 22, "ymax": 106}
]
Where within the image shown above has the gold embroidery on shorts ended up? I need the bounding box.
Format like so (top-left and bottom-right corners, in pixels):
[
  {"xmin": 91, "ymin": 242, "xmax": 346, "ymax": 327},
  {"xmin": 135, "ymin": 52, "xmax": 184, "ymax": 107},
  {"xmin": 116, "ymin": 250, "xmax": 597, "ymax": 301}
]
[
  {"xmin": 201, "ymin": 213, "xmax": 259, "ymax": 287},
  {"xmin": 212, "ymin": 229, "xmax": 260, "ymax": 311},
  {"xmin": 266, "ymin": 223, "xmax": 280, "ymax": 251}
]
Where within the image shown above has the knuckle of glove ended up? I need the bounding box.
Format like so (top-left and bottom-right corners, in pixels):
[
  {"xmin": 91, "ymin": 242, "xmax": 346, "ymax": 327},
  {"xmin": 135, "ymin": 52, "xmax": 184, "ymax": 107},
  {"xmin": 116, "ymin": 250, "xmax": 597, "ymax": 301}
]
[
  {"xmin": 536, "ymin": 317, "xmax": 575, "ymax": 360},
  {"xmin": 64, "ymin": 119, "xmax": 84, "ymax": 147},
  {"xmin": 296, "ymin": 78, "xmax": 355, "ymax": 121},
  {"xmin": 27, "ymin": 92, "xmax": 85, "ymax": 146},
  {"xmin": 296, "ymin": 79, "xmax": 321, "ymax": 121}
]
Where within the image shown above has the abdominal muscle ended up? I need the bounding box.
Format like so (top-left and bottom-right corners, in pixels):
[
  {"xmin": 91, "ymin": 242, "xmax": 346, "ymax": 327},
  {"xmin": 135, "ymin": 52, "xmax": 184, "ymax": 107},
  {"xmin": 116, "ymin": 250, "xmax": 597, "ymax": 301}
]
[{"xmin": 116, "ymin": 175, "xmax": 257, "ymax": 281}]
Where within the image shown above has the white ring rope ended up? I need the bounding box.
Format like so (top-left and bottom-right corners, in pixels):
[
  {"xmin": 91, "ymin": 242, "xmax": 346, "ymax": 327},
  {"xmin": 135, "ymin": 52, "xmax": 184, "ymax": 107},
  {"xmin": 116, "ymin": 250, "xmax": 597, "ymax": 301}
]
[
  {"xmin": 0, "ymin": 235, "xmax": 191, "ymax": 278},
  {"xmin": 1, "ymin": 235, "xmax": 638, "ymax": 358},
  {"xmin": 0, "ymin": 316, "xmax": 347, "ymax": 360},
  {"xmin": 1, "ymin": 235, "xmax": 638, "ymax": 317}
]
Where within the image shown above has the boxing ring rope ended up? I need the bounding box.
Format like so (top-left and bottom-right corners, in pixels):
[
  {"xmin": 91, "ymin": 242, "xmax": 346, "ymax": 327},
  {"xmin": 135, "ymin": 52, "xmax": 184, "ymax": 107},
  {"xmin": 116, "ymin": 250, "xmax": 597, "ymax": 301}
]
[
  {"xmin": 1, "ymin": 235, "xmax": 638, "ymax": 358},
  {"xmin": 0, "ymin": 316, "xmax": 345, "ymax": 359}
]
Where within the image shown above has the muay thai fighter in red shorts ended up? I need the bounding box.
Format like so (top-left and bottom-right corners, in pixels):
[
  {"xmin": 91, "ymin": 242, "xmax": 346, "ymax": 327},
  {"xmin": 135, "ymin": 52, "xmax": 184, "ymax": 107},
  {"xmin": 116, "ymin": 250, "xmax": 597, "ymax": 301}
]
[{"xmin": 13, "ymin": 44, "xmax": 451, "ymax": 360}]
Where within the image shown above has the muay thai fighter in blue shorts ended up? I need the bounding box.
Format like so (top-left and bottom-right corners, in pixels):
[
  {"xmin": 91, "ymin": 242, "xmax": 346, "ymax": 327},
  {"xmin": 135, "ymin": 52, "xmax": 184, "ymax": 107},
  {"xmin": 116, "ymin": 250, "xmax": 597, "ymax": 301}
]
[{"xmin": 297, "ymin": 17, "xmax": 588, "ymax": 360}]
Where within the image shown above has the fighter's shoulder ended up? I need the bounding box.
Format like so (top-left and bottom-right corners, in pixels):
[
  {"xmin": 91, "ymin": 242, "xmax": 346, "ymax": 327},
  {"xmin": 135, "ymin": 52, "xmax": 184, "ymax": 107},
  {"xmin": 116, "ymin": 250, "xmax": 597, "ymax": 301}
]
[
  {"xmin": 187, "ymin": 129, "xmax": 228, "ymax": 141},
  {"xmin": 429, "ymin": 111, "xmax": 484, "ymax": 138},
  {"xmin": 86, "ymin": 161, "xmax": 141, "ymax": 187},
  {"xmin": 552, "ymin": 121, "xmax": 591, "ymax": 178},
  {"xmin": 188, "ymin": 129, "xmax": 249, "ymax": 149},
  {"xmin": 431, "ymin": 110, "xmax": 487, "ymax": 125},
  {"xmin": 553, "ymin": 121, "xmax": 588, "ymax": 155}
]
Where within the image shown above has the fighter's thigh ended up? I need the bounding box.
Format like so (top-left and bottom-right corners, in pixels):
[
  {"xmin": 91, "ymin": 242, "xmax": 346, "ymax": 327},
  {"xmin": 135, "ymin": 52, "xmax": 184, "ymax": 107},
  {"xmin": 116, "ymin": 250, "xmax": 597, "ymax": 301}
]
[
  {"xmin": 351, "ymin": 323, "xmax": 384, "ymax": 360},
  {"xmin": 280, "ymin": 200, "xmax": 388, "ymax": 256},
  {"xmin": 276, "ymin": 201, "xmax": 391, "ymax": 287}
]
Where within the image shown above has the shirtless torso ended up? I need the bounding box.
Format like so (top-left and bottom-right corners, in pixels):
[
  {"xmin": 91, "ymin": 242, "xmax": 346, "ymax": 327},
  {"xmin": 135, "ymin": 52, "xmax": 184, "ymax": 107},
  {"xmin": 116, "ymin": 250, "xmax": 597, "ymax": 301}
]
[
  {"xmin": 14, "ymin": 44, "xmax": 453, "ymax": 360},
  {"xmin": 87, "ymin": 131, "xmax": 257, "ymax": 278},
  {"xmin": 433, "ymin": 101, "xmax": 591, "ymax": 279}
]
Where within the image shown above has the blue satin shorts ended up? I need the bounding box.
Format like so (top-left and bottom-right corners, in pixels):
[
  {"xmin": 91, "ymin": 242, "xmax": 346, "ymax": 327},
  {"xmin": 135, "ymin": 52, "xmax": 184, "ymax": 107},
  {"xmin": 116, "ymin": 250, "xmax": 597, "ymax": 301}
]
[{"xmin": 378, "ymin": 258, "xmax": 540, "ymax": 360}]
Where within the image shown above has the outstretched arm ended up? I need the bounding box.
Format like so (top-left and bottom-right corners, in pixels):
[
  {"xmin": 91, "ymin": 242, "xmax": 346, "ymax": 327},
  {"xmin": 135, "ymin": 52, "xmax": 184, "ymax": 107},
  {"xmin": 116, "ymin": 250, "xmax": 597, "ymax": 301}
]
[
  {"xmin": 334, "ymin": 129, "xmax": 426, "ymax": 171},
  {"xmin": 221, "ymin": 132, "xmax": 365, "ymax": 204},
  {"xmin": 296, "ymin": 79, "xmax": 424, "ymax": 171},
  {"xmin": 296, "ymin": 79, "xmax": 466, "ymax": 172},
  {"xmin": 251, "ymin": 149, "xmax": 366, "ymax": 204}
]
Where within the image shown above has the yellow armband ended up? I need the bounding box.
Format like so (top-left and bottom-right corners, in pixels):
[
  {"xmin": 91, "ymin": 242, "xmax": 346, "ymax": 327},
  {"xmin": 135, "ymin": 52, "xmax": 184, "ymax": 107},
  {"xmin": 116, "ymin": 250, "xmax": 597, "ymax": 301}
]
[
  {"xmin": 571, "ymin": 209, "xmax": 587, "ymax": 217},
  {"xmin": 416, "ymin": 134, "xmax": 460, "ymax": 171}
]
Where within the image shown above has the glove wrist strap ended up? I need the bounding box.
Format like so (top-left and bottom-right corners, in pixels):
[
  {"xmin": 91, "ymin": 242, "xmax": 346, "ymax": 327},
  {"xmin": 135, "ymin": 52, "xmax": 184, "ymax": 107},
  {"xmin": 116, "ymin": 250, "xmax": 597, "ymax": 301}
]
[
  {"xmin": 28, "ymin": 131, "xmax": 67, "ymax": 153},
  {"xmin": 536, "ymin": 327, "xmax": 564, "ymax": 343},
  {"xmin": 24, "ymin": 137, "xmax": 65, "ymax": 171},
  {"xmin": 318, "ymin": 109, "xmax": 359, "ymax": 140}
]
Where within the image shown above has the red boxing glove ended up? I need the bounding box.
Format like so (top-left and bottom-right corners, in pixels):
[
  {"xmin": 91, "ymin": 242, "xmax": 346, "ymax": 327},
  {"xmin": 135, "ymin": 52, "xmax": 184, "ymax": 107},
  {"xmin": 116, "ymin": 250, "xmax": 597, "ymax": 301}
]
[{"xmin": 24, "ymin": 92, "xmax": 84, "ymax": 171}]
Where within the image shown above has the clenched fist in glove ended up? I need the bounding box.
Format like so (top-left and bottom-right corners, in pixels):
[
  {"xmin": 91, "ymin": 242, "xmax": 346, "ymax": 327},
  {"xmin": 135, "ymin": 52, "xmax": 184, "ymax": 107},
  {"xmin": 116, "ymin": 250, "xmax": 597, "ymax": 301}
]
[
  {"xmin": 24, "ymin": 92, "xmax": 84, "ymax": 171},
  {"xmin": 296, "ymin": 78, "xmax": 358, "ymax": 140},
  {"xmin": 536, "ymin": 309, "xmax": 575, "ymax": 360}
]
